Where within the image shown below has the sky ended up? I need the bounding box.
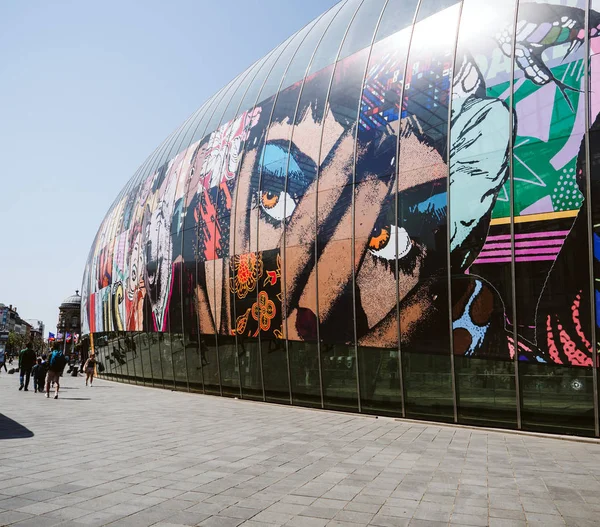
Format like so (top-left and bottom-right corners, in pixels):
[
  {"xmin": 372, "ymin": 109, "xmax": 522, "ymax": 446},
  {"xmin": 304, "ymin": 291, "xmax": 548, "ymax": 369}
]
[{"xmin": 0, "ymin": 0, "xmax": 338, "ymax": 336}]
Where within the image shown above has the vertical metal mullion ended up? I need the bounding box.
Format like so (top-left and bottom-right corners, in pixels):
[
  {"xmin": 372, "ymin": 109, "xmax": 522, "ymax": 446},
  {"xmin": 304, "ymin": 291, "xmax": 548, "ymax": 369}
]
[
  {"xmin": 350, "ymin": 0, "xmax": 390, "ymax": 414},
  {"xmin": 584, "ymin": 0, "xmax": 600, "ymax": 437},
  {"xmin": 228, "ymin": 54, "xmax": 280, "ymax": 399},
  {"xmin": 393, "ymin": 0, "xmax": 424, "ymax": 420},
  {"xmin": 161, "ymin": 109, "xmax": 197, "ymax": 393},
  {"xmin": 194, "ymin": 85, "xmax": 240, "ymax": 397},
  {"xmin": 313, "ymin": 0, "xmax": 362, "ymax": 410},
  {"xmin": 509, "ymin": 0, "xmax": 522, "ymax": 430},
  {"xmin": 254, "ymin": 42, "xmax": 298, "ymax": 403},
  {"xmin": 263, "ymin": 16, "xmax": 326, "ymax": 405},
  {"xmin": 182, "ymin": 100, "xmax": 215, "ymax": 395},
  {"xmin": 445, "ymin": 0, "xmax": 466, "ymax": 425},
  {"xmin": 280, "ymin": 6, "xmax": 345, "ymax": 408}
]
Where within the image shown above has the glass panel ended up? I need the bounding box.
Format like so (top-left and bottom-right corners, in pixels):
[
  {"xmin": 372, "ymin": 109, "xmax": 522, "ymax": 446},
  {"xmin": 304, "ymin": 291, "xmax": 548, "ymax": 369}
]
[
  {"xmin": 258, "ymin": 18, "xmax": 319, "ymax": 105},
  {"xmin": 203, "ymin": 75, "xmax": 248, "ymax": 138},
  {"xmin": 139, "ymin": 332, "xmax": 153, "ymax": 385},
  {"xmin": 132, "ymin": 332, "xmax": 145, "ymax": 384},
  {"xmin": 338, "ymin": 0, "xmax": 386, "ymax": 60},
  {"xmin": 218, "ymin": 335, "xmax": 240, "ymax": 397},
  {"xmin": 321, "ymin": 344, "xmax": 357, "ymax": 411},
  {"xmin": 520, "ymin": 363, "xmax": 594, "ymax": 436},
  {"xmin": 512, "ymin": 0, "xmax": 594, "ymax": 434},
  {"xmin": 185, "ymin": 336, "xmax": 204, "ymax": 393},
  {"xmin": 237, "ymin": 48, "xmax": 282, "ymax": 118},
  {"xmin": 415, "ymin": 0, "xmax": 460, "ymax": 22},
  {"xmin": 358, "ymin": 347, "xmax": 402, "ymax": 416},
  {"xmin": 289, "ymin": 341, "xmax": 322, "ymax": 407},
  {"xmin": 591, "ymin": 0, "xmax": 600, "ymax": 436},
  {"xmin": 449, "ymin": 0, "xmax": 518, "ymax": 426},
  {"xmin": 354, "ymin": 5, "xmax": 413, "ymax": 415},
  {"xmin": 398, "ymin": 0, "xmax": 461, "ymax": 420},
  {"xmin": 190, "ymin": 82, "xmax": 238, "ymax": 145},
  {"xmin": 238, "ymin": 337, "xmax": 263, "ymax": 400},
  {"xmin": 403, "ymin": 352, "xmax": 454, "ymax": 421},
  {"xmin": 281, "ymin": 2, "xmax": 345, "ymax": 88},
  {"xmin": 148, "ymin": 333, "xmax": 163, "ymax": 385},
  {"xmin": 455, "ymin": 356, "xmax": 517, "ymax": 428},
  {"xmin": 262, "ymin": 337, "xmax": 290, "ymax": 403},
  {"xmin": 161, "ymin": 332, "xmax": 175, "ymax": 387},
  {"xmin": 308, "ymin": 0, "xmax": 361, "ymax": 75},
  {"xmin": 213, "ymin": 68, "xmax": 254, "ymax": 135},
  {"xmin": 201, "ymin": 335, "xmax": 221, "ymax": 395},
  {"xmin": 374, "ymin": 0, "xmax": 419, "ymax": 43},
  {"xmin": 171, "ymin": 332, "xmax": 187, "ymax": 391}
]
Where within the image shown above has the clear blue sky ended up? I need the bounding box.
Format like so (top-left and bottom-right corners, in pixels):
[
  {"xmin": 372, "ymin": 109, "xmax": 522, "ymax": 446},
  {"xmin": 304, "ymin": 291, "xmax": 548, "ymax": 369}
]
[{"xmin": 0, "ymin": 0, "xmax": 338, "ymax": 336}]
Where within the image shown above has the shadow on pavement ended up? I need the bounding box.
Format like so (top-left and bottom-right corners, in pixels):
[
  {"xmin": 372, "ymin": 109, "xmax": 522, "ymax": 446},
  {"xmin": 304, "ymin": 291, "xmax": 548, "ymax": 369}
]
[
  {"xmin": 58, "ymin": 397, "xmax": 91, "ymax": 401},
  {"xmin": 0, "ymin": 414, "xmax": 34, "ymax": 439}
]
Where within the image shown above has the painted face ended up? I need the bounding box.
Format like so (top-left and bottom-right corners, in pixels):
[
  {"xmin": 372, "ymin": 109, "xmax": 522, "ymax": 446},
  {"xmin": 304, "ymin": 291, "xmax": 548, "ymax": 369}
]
[
  {"xmin": 230, "ymin": 101, "xmax": 450, "ymax": 346},
  {"xmin": 143, "ymin": 168, "xmax": 178, "ymax": 331}
]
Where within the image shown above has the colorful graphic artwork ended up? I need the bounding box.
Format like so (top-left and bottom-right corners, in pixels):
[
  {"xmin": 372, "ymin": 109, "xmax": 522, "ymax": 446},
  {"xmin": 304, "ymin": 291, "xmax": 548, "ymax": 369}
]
[{"xmin": 82, "ymin": 0, "xmax": 600, "ymax": 374}]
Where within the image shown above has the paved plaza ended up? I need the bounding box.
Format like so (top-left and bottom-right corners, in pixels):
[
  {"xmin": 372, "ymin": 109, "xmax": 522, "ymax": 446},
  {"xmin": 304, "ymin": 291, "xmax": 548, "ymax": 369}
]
[{"xmin": 1, "ymin": 374, "xmax": 600, "ymax": 527}]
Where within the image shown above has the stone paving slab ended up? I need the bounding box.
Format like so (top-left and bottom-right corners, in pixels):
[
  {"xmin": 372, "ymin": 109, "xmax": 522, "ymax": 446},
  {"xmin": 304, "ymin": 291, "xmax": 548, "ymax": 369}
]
[{"xmin": 1, "ymin": 373, "xmax": 600, "ymax": 526}]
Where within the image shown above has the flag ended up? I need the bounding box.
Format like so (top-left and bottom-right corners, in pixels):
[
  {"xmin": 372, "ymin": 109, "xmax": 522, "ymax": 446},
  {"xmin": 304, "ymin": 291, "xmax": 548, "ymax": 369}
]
[
  {"xmin": 66, "ymin": 332, "xmax": 72, "ymax": 342},
  {"xmin": 48, "ymin": 332, "xmax": 55, "ymax": 341}
]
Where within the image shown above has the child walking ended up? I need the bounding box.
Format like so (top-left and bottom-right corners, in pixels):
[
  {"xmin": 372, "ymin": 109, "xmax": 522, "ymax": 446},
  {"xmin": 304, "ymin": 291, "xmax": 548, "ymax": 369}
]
[{"xmin": 32, "ymin": 358, "xmax": 47, "ymax": 393}]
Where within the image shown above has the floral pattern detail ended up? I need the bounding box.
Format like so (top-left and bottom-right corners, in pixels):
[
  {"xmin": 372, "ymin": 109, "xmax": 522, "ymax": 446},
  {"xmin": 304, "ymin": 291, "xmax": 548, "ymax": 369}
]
[
  {"xmin": 252, "ymin": 291, "xmax": 276, "ymax": 332},
  {"xmin": 231, "ymin": 252, "xmax": 263, "ymax": 299},
  {"xmin": 236, "ymin": 308, "xmax": 251, "ymax": 335},
  {"xmin": 264, "ymin": 253, "xmax": 282, "ymax": 286},
  {"xmin": 199, "ymin": 107, "xmax": 262, "ymax": 188}
]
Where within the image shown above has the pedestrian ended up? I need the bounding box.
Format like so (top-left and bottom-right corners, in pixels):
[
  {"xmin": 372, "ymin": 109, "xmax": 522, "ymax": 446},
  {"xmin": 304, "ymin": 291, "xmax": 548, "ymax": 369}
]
[
  {"xmin": 18, "ymin": 342, "xmax": 36, "ymax": 391},
  {"xmin": 31, "ymin": 358, "xmax": 47, "ymax": 393},
  {"xmin": 46, "ymin": 345, "xmax": 67, "ymax": 399},
  {"xmin": 83, "ymin": 353, "xmax": 96, "ymax": 387},
  {"xmin": 0, "ymin": 346, "xmax": 7, "ymax": 372}
]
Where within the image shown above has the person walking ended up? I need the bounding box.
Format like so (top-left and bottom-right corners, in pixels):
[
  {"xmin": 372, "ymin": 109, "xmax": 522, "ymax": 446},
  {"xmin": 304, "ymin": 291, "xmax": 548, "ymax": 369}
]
[
  {"xmin": 46, "ymin": 345, "xmax": 67, "ymax": 399},
  {"xmin": 0, "ymin": 347, "xmax": 7, "ymax": 372},
  {"xmin": 31, "ymin": 357, "xmax": 47, "ymax": 393},
  {"xmin": 83, "ymin": 353, "xmax": 96, "ymax": 387},
  {"xmin": 18, "ymin": 342, "xmax": 36, "ymax": 391}
]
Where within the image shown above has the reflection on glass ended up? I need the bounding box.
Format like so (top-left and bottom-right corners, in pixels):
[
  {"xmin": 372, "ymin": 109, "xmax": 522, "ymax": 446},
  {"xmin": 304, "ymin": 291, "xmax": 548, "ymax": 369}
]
[
  {"xmin": 171, "ymin": 333, "xmax": 188, "ymax": 391},
  {"xmin": 218, "ymin": 336, "xmax": 240, "ymax": 397},
  {"xmin": 238, "ymin": 337, "xmax": 263, "ymax": 400},
  {"xmin": 261, "ymin": 337, "xmax": 290, "ymax": 403},
  {"xmin": 520, "ymin": 363, "xmax": 595, "ymax": 436},
  {"xmin": 403, "ymin": 352, "xmax": 454, "ymax": 421},
  {"xmin": 201, "ymin": 335, "xmax": 221, "ymax": 395},
  {"xmin": 321, "ymin": 343, "xmax": 358, "ymax": 411},
  {"xmin": 358, "ymin": 346, "xmax": 402, "ymax": 416},
  {"xmin": 455, "ymin": 356, "xmax": 516, "ymax": 428},
  {"xmin": 289, "ymin": 340, "xmax": 321, "ymax": 408}
]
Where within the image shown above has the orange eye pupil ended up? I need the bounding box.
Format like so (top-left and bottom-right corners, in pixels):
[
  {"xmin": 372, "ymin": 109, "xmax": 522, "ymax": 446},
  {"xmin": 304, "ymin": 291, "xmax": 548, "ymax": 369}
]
[
  {"xmin": 368, "ymin": 225, "xmax": 391, "ymax": 251},
  {"xmin": 261, "ymin": 191, "xmax": 279, "ymax": 209}
]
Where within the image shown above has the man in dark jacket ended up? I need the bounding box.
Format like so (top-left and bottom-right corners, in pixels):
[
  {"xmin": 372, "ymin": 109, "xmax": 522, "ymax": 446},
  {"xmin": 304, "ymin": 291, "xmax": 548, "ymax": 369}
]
[{"xmin": 18, "ymin": 342, "xmax": 36, "ymax": 391}]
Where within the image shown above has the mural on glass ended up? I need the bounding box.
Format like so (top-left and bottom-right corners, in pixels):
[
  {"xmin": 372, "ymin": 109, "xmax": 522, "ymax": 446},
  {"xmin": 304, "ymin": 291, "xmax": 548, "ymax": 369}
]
[{"xmin": 82, "ymin": 0, "xmax": 600, "ymax": 432}]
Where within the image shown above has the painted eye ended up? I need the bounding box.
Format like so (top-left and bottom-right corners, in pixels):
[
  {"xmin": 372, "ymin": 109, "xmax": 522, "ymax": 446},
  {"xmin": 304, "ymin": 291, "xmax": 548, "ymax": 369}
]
[
  {"xmin": 259, "ymin": 190, "xmax": 296, "ymax": 222},
  {"xmin": 369, "ymin": 225, "xmax": 412, "ymax": 261},
  {"xmin": 368, "ymin": 226, "xmax": 390, "ymax": 251}
]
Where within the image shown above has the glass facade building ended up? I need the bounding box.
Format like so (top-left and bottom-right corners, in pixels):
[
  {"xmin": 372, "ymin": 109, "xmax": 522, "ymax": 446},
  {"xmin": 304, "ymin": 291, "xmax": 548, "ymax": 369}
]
[{"xmin": 82, "ymin": 0, "xmax": 600, "ymax": 437}]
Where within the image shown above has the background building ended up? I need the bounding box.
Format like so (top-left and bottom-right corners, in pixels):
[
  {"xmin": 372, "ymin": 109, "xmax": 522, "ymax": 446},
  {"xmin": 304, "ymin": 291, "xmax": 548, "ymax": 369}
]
[
  {"xmin": 82, "ymin": 0, "xmax": 600, "ymax": 437},
  {"xmin": 57, "ymin": 291, "xmax": 81, "ymax": 355}
]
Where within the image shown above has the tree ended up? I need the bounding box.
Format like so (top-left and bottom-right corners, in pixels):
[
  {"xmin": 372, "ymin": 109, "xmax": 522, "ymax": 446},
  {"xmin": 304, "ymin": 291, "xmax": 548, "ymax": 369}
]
[
  {"xmin": 30, "ymin": 334, "xmax": 44, "ymax": 354},
  {"xmin": 6, "ymin": 331, "xmax": 24, "ymax": 355}
]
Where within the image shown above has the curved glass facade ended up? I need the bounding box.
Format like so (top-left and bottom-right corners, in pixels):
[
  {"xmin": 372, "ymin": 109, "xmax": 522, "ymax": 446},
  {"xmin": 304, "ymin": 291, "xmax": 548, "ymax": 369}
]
[{"xmin": 82, "ymin": 0, "xmax": 600, "ymax": 436}]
